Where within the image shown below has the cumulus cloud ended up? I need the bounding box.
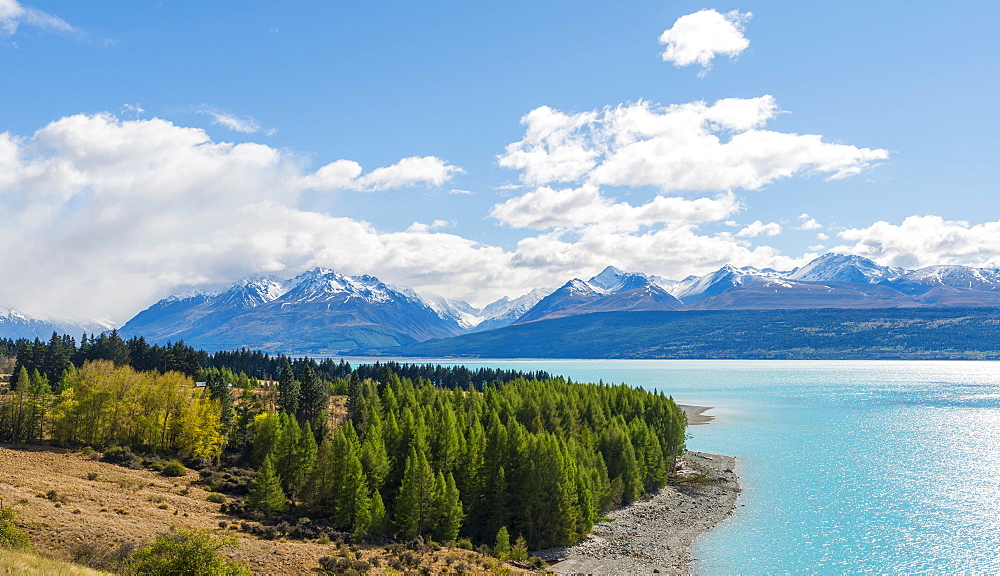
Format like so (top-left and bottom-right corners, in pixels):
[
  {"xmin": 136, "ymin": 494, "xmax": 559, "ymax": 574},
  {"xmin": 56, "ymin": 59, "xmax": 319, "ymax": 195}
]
[
  {"xmin": 834, "ymin": 215, "xmax": 1000, "ymax": 269},
  {"xmin": 796, "ymin": 214, "xmax": 823, "ymax": 230},
  {"xmin": 511, "ymin": 224, "xmax": 801, "ymax": 281},
  {"xmin": 736, "ymin": 220, "xmax": 781, "ymax": 238},
  {"xmin": 490, "ymin": 185, "xmax": 740, "ymax": 230},
  {"xmin": 499, "ymin": 97, "xmax": 889, "ymax": 191},
  {"xmin": 300, "ymin": 155, "xmax": 462, "ymax": 192},
  {"xmin": 659, "ymin": 9, "xmax": 751, "ymax": 74},
  {"xmin": 0, "ymin": 0, "xmax": 74, "ymax": 36},
  {"xmin": 356, "ymin": 155, "xmax": 464, "ymax": 191},
  {"xmin": 0, "ymin": 113, "xmax": 481, "ymax": 321}
]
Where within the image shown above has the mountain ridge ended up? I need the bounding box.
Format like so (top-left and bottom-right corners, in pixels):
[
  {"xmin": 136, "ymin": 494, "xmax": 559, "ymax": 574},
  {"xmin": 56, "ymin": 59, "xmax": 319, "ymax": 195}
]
[{"xmin": 112, "ymin": 253, "xmax": 1000, "ymax": 353}]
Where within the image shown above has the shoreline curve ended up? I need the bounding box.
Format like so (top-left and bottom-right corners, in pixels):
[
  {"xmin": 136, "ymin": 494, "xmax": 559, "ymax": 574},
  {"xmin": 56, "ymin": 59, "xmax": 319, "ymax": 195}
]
[{"xmin": 538, "ymin": 451, "xmax": 740, "ymax": 575}]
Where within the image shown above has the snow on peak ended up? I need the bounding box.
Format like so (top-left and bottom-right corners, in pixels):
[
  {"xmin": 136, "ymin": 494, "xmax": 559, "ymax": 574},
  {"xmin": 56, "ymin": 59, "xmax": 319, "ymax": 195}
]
[
  {"xmin": 789, "ymin": 253, "xmax": 901, "ymax": 284},
  {"xmin": 588, "ymin": 266, "xmax": 654, "ymax": 293}
]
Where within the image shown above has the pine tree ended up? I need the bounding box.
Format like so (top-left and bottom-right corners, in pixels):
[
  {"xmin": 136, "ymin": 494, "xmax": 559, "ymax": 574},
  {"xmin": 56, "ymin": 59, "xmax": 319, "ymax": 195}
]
[
  {"xmin": 297, "ymin": 362, "xmax": 327, "ymax": 427},
  {"xmin": 277, "ymin": 359, "xmax": 300, "ymax": 417},
  {"xmin": 329, "ymin": 423, "xmax": 371, "ymax": 534},
  {"xmin": 434, "ymin": 471, "xmax": 464, "ymax": 543},
  {"xmin": 395, "ymin": 446, "xmax": 436, "ymax": 539},
  {"xmin": 493, "ymin": 526, "xmax": 511, "ymax": 560},
  {"xmin": 247, "ymin": 455, "xmax": 287, "ymax": 515},
  {"xmin": 360, "ymin": 412, "xmax": 389, "ymax": 492},
  {"xmin": 368, "ymin": 489, "xmax": 388, "ymax": 537}
]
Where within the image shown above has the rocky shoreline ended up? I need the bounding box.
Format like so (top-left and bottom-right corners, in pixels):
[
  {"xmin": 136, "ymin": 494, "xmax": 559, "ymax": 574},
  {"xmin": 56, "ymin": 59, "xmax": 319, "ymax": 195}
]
[{"xmin": 537, "ymin": 451, "xmax": 740, "ymax": 575}]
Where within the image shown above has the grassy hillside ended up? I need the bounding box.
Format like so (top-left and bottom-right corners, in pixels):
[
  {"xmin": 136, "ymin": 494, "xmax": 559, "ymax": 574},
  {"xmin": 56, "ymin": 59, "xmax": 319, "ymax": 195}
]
[
  {"xmin": 0, "ymin": 548, "xmax": 110, "ymax": 575},
  {"xmin": 0, "ymin": 445, "xmax": 536, "ymax": 575},
  {"xmin": 389, "ymin": 307, "xmax": 1000, "ymax": 359}
]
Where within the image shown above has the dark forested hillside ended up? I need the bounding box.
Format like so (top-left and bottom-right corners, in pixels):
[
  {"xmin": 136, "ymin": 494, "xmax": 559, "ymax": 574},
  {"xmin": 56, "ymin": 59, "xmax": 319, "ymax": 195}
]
[{"xmin": 387, "ymin": 307, "xmax": 1000, "ymax": 359}]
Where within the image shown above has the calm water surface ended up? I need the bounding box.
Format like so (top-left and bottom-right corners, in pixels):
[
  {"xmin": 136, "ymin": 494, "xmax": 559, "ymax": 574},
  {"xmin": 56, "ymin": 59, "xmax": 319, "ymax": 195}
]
[{"xmin": 423, "ymin": 359, "xmax": 1000, "ymax": 573}]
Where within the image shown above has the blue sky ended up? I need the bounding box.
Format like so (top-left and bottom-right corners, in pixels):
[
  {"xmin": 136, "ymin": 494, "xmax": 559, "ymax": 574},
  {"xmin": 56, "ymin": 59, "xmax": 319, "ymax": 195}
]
[{"xmin": 3, "ymin": 1, "xmax": 1000, "ymax": 323}]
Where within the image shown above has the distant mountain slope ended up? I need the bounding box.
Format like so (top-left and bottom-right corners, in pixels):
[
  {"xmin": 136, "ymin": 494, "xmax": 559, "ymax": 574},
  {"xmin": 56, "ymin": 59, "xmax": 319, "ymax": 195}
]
[
  {"xmin": 116, "ymin": 253, "xmax": 1000, "ymax": 356},
  {"xmin": 120, "ymin": 269, "xmax": 465, "ymax": 353},
  {"xmin": 517, "ymin": 267, "xmax": 683, "ymax": 324},
  {"xmin": 0, "ymin": 306, "xmax": 113, "ymax": 340},
  {"xmin": 386, "ymin": 308, "xmax": 1000, "ymax": 360}
]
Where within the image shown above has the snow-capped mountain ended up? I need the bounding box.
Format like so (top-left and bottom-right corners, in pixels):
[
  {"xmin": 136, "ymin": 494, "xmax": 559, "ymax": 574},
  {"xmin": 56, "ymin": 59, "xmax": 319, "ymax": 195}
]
[
  {"xmin": 473, "ymin": 289, "xmax": 547, "ymax": 332},
  {"xmin": 787, "ymin": 253, "xmax": 903, "ymax": 284},
  {"xmin": 120, "ymin": 268, "xmax": 466, "ymax": 352},
  {"xmin": 114, "ymin": 253, "xmax": 1000, "ymax": 355},
  {"xmin": 0, "ymin": 305, "xmax": 115, "ymax": 340},
  {"xmin": 516, "ymin": 267, "xmax": 683, "ymax": 324}
]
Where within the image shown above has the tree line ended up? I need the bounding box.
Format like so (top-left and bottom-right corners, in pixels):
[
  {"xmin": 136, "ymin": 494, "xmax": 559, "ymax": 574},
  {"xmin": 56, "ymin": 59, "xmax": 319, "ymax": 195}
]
[
  {"xmin": 1, "ymin": 333, "xmax": 687, "ymax": 551},
  {"xmin": 246, "ymin": 366, "xmax": 687, "ymax": 550}
]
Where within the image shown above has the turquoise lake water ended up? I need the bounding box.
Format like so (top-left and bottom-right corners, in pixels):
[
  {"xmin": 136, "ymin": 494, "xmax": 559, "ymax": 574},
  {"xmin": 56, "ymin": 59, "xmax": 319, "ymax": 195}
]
[{"xmin": 426, "ymin": 359, "xmax": 1000, "ymax": 573}]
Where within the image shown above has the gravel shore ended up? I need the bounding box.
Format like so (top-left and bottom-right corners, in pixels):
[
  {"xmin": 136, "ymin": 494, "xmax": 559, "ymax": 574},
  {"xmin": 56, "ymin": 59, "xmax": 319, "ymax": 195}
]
[{"xmin": 538, "ymin": 451, "xmax": 740, "ymax": 575}]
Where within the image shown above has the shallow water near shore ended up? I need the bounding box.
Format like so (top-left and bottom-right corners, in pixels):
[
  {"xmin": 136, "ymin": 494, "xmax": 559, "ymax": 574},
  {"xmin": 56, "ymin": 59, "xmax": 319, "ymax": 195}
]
[{"xmin": 424, "ymin": 359, "xmax": 1000, "ymax": 573}]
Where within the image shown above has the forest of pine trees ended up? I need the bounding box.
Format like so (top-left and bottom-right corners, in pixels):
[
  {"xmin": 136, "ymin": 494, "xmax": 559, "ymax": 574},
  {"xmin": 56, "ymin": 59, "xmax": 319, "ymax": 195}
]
[{"xmin": 0, "ymin": 333, "xmax": 687, "ymax": 551}]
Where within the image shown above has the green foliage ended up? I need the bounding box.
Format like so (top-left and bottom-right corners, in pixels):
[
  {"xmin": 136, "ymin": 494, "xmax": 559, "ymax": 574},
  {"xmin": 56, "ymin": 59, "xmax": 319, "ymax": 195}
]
[
  {"xmin": 129, "ymin": 529, "xmax": 250, "ymax": 576},
  {"xmin": 46, "ymin": 360, "xmax": 223, "ymax": 458},
  {"xmin": 493, "ymin": 526, "xmax": 510, "ymax": 560},
  {"xmin": 0, "ymin": 507, "xmax": 32, "ymax": 551},
  {"xmin": 247, "ymin": 455, "xmax": 287, "ymax": 515},
  {"xmin": 256, "ymin": 368, "xmax": 685, "ymax": 551},
  {"xmin": 161, "ymin": 460, "xmax": 187, "ymax": 477},
  {"xmin": 395, "ymin": 446, "xmax": 437, "ymax": 539},
  {"xmin": 277, "ymin": 359, "xmax": 300, "ymax": 417}
]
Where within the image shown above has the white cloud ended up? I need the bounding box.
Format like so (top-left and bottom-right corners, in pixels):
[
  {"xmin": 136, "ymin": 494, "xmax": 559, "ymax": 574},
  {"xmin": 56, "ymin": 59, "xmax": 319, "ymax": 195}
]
[
  {"xmin": 511, "ymin": 224, "xmax": 802, "ymax": 281},
  {"xmin": 405, "ymin": 219, "xmax": 451, "ymax": 233},
  {"xmin": 448, "ymin": 188, "xmax": 473, "ymax": 195},
  {"xmin": 736, "ymin": 220, "xmax": 781, "ymax": 238},
  {"xmin": 797, "ymin": 214, "xmax": 823, "ymax": 230},
  {"xmin": 300, "ymin": 155, "xmax": 462, "ymax": 192},
  {"xmin": 658, "ymin": 9, "xmax": 751, "ymax": 74},
  {"xmin": 499, "ymin": 97, "xmax": 889, "ymax": 191},
  {"xmin": 356, "ymin": 155, "xmax": 464, "ymax": 191},
  {"xmin": 834, "ymin": 215, "xmax": 1000, "ymax": 269},
  {"xmin": 0, "ymin": 113, "xmax": 482, "ymax": 321},
  {"xmin": 197, "ymin": 106, "xmax": 267, "ymax": 134},
  {"xmin": 490, "ymin": 185, "xmax": 740, "ymax": 230},
  {"xmin": 816, "ymin": 232, "xmax": 830, "ymax": 241},
  {"xmin": 0, "ymin": 0, "xmax": 73, "ymax": 36}
]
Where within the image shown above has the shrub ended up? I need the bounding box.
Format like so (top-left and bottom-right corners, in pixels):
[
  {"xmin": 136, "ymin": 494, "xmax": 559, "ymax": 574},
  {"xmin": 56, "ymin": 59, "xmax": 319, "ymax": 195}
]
[
  {"xmin": 129, "ymin": 529, "xmax": 251, "ymax": 575},
  {"xmin": 0, "ymin": 507, "xmax": 31, "ymax": 550},
  {"xmin": 101, "ymin": 446, "xmax": 140, "ymax": 468},
  {"xmin": 206, "ymin": 493, "xmax": 226, "ymax": 504},
  {"xmin": 161, "ymin": 461, "xmax": 187, "ymax": 477}
]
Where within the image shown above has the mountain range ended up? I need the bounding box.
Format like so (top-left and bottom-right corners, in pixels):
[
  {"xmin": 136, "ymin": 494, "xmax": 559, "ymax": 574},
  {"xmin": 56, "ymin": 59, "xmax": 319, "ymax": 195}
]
[
  {"xmin": 0, "ymin": 307, "xmax": 114, "ymax": 341},
  {"xmin": 107, "ymin": 253, "xmax": 1000, "ymax": 354}
]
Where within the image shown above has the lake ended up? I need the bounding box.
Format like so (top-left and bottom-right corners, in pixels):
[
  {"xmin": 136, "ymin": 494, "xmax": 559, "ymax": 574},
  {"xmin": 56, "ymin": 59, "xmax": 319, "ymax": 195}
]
[{"xmin": 422, "ymin": 359, "xmax": 1000, "ymax": 573}]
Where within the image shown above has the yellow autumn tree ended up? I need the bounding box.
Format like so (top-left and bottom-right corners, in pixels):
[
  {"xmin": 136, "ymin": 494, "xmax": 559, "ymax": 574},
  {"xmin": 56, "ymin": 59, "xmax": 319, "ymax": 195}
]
[{"xmin": 49, "ymin": 360, "xmax": 223, "ymax": 458}]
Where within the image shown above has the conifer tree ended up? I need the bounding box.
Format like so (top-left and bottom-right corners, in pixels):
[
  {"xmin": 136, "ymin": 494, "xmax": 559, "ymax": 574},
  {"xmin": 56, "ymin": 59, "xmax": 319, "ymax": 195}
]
[
  {"xmin": 395, "ymin": 446, "xmax": 436, "ymax": 539},
  {"xmin": 368, "ymin": 489, "xmax": 388, "ymax": 536},
  {"xmin": 493, "ymin": 526, "xmax": 511, "ymax": 560},
  {"xmin": 360, "ymin": 412, "xmax": 389, "ymax": 492},
  {"xmin": 297, "ymin": 362, "xmax": 327, "ymax": 427},
  {"xmin": 434, "ymin": 471, "xmax": 464, "ymax": 543},
  {"xmin": 326, "ymin": 422, "xmax": 371, "ymax": 533},
  {"xmin": 277, "ymin": 359, "xmax": 300, "ymax": 417},
  {"xmin": 247, "ymin": 455, "xmax": 286, "ymax": 515}
]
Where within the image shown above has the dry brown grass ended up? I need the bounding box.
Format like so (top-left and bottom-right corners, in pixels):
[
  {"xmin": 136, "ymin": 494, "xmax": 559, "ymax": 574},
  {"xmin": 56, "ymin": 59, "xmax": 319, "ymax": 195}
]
[
  {"xmin": 0, "ymin": 547, "xmax": 110, "ymax": 575},
  {"xmin": 0, "ymin": 444, "xmax": 542, "ymax": 575},
  {"xmin": 0, "ymin": 444, "xmax": 335, "ymax": 574}
]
